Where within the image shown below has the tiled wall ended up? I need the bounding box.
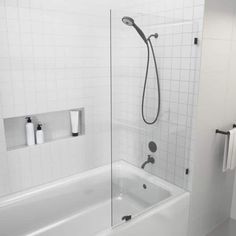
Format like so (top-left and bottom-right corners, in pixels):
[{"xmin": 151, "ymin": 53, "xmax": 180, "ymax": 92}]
[
  {"xmin": 0, "ymin": 0, "xmax": 205, "ymax": 197},
  {"xmin": 112, "ymin": 0, "xmax": 204, "ymax": 190},
  {"xmin": 189, "ymin": 0, "xmax": 236, "ymax": 235},
  {"xmin": 0, "ymin": 0, "xmax": 111, "ymax": 196}
]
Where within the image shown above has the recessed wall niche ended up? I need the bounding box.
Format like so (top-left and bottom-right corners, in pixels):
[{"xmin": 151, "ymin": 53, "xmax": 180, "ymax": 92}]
[{"xmin": 4, "ymin": 108, "xmax": 85, "ymax": 151}]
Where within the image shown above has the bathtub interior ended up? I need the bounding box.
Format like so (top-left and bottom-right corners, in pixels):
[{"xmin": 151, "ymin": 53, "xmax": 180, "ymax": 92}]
[
  {"xmin": 111, "ymin": 161, "xmax": 183, "ymax": 225},
  {"xmin": 0, "ymin": 161, "xmax": 184, "ymax": 236}
]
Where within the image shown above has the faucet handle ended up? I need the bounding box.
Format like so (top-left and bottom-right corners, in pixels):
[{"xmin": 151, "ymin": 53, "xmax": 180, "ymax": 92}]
[{"xmin": 147, "ymin": 155, "xmax": 155, "ymax": 164}]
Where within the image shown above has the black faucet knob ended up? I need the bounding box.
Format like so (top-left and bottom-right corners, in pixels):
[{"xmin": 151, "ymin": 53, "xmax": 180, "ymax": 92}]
[{"xmin": 147, "ymin": 155, "xmax": 155, "ymax": 164}]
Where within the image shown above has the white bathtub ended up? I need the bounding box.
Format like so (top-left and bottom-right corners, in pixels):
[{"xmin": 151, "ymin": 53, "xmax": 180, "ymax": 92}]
[{"xmin": 0, "ymin": 161, "xmax": 190, "ymax": 236}]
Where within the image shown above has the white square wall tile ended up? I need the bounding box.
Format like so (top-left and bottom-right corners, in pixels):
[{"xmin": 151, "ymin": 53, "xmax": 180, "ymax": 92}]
[{"xmin": 0, "ymin": 0, "xmax": 203, "ymax": 196}]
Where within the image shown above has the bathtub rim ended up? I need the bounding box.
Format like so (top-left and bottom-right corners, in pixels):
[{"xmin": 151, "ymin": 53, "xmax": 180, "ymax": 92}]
[
  {"xmin": 25, "ymin": 190, "xmax": 189, "ymax": 236},
  {"xmin": 0, "ymin": 160, "xmax": 184, "ymax": 208},
  {"xmin": 96, "ymin": 191, "xmax": 190, "ymax": 236}
]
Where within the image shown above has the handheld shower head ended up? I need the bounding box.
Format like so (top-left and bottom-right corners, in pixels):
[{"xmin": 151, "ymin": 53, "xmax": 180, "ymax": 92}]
[
  {"xmin": 122, "ymin": 16, "xmax": 147, "ymax": 44},
  {"xmin": 122, "ymin": 17, "xmax": 134, "ymax": 26},
  {"xmin": 122, "ymin": 16, "xmax": 161, "ymax": 125}
]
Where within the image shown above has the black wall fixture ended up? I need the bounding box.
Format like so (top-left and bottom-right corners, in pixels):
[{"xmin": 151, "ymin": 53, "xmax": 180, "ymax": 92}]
[{"xmin": 148, "ymin": 141, "xmax": 157, "ymax": 153}]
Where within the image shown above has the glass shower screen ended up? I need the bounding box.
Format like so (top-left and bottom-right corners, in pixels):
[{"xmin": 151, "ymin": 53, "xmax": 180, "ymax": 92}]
[{"xmin": 110, "ymin": 9, "xmax": 199, "ymax": 226}]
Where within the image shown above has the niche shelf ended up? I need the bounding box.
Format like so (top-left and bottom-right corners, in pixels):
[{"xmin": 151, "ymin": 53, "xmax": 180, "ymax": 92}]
[{"xmin": 4, "ymin": 108, "xmax": 85, "ymax": 151}]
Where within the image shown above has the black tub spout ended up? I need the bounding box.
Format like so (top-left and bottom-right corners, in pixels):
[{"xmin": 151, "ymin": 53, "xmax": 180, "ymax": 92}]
[{"xmin": 141, "ymin": 155, "xmax": 155, "ymax": 169}]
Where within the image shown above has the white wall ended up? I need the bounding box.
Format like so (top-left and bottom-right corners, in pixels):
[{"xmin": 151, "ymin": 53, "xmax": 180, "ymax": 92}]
[
  {"xmin": 188, "ymin": 0, "xmax": 236, "ymax": 235},
  {"xmin": 229, "ymin": 0, "xmax": 236, "ymax": 222},
  {"xmin": 231, "ymin": 174, "xmax": 236, "ymax": 219},
  {"xmin": 0, "ymin": 0, "xmax": 205, "ymax": 196},
  {"xmin": 0, "ymin": 0, "xmax": 111, "ymax": 196}
]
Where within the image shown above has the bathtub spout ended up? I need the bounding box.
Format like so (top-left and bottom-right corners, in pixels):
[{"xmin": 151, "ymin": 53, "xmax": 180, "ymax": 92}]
[{"xmin": 141, "ymin": 155, "xmax": 155, "ymax": 169}]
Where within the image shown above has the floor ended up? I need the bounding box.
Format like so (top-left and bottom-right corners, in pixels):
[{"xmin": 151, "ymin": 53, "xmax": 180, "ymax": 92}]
[{"xmin": 207, "ymin": 219, "xmax": 236, "ymax": 236}]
